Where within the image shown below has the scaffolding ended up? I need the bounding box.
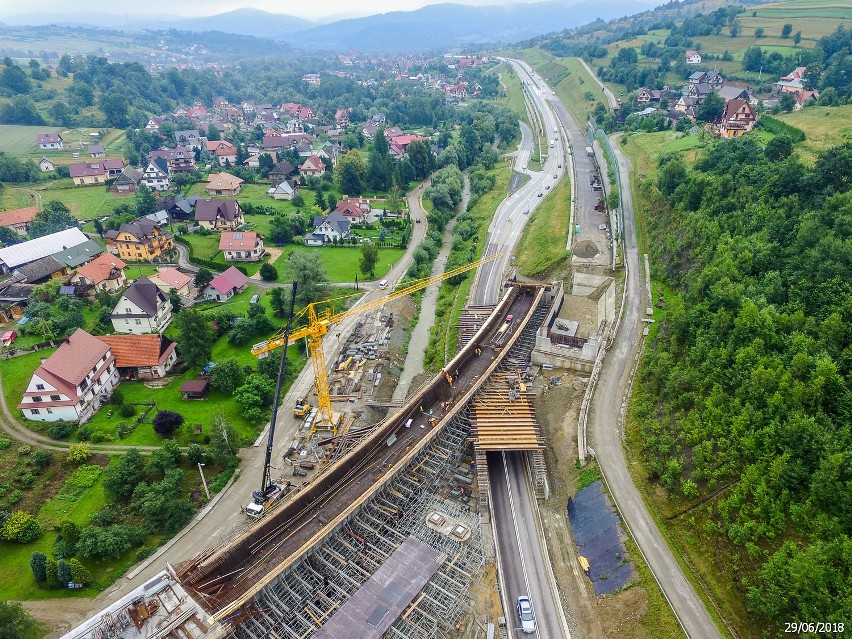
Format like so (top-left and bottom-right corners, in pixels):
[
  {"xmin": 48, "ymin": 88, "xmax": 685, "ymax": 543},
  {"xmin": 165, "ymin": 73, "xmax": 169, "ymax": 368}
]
[{"xmin": 229, "ymin": 411, "xmax": 485, "ymax": 639}]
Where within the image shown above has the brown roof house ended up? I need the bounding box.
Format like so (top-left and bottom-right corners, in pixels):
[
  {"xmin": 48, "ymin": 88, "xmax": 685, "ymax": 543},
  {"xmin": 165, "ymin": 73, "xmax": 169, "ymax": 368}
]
[
  {"xmin": 219, "ymin": 231, "xmax": 265, "ymax": 261},
  {"xmin": 18, "ymin": 328, "xmax": 120, "ymax": 423},
  {"xmin": 206, "ymin": 172, "xmax": 244, "ymax": 196},
  {"xmin": 194, "ymin": 199, "xmax": 244, "ymax": 231},
  {"xmin": 719, "ymin": 99, "xmax": 757, "ymax": 138},
  {"xmin": 110, "ymin": 276, "xmax": 172, "ymax": 334},
  {"xmin": 97, "ymin": 334, "xmax": 178, "ymax": 380},
  {"xmin": 69, "ymin": 253, "xmax": 128, "ymax": 292},
  {"xmin": 0, "ymin": 206, "xmax": 38, "ymax": 236},
  {"xmin": 299, "ymin": 155, "xmax": 325, "ymax": 178}
]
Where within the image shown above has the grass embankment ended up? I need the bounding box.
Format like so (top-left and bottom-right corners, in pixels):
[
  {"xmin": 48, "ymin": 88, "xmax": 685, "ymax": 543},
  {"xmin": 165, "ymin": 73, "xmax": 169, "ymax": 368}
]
[
  {"xmin": 777, "ymin": 104, "xmax": 852, "ymax": 160},
  {"xmin": 514, "ymin": 172, "xmax": 571, "ymax": 276},
  {"xmin": 618, "ymin": 129, "xmax": 767, "ymax": 638},
  {"xmin": 423, "ymin": 164, "xmax": 510, "ymax": 370}
]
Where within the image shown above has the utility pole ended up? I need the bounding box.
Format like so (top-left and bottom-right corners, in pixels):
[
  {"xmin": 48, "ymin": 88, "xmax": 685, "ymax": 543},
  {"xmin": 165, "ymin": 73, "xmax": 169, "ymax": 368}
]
[{"xmin": 198, "ymin": 463, "xmax": 210, "ymax": 501}]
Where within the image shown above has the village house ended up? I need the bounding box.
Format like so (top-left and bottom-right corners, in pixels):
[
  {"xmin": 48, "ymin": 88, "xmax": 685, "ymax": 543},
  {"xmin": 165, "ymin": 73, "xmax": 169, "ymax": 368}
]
[
  {"xmin": 18, "ymin": 328, "xmax": 120, "ymax": 423},
  {"xmin": 164, "ymin": 195, "xmax": 200, "ymax": 222},
  {"xmin": 307, "ymin": 211, "xmax": 351, "ymax": 246},
  {"xmin": 636, "ymin": 88, "xmax": 663, "ymax": 104},
  {"xmin": 717, "ymin": 85, "xmax": 752, "ymax": 103},
  {"xmin": 174, "ymin": 129, "xmax": 204, "ymax": 149},
  {"xmin": 145, "ymin": 117, "xmax": 162, "ymax": 132},
  {"xmin": 335, "ymin": 198, "xmax": 372, "ymax": 224},
  {"xmin": 303, "ymin": 73, "xmax": 321, "ymax": 85},
  {"xmin": 688, "ymin": 71, "xmax": 724, "ymax": 90},
  {"xmin": 38, "ymin": 157, "xmax": 54, "ymax": 172},
  {"xmin": 206, "ymin": 172, "xmax": 244, "ymax": 196},
  {"xmin": 299, "ymin": 155, "xmax": 326, "ymax": 178},
  {"xmin": 97, "ymin": 334, "xmax": 178, "ymax": 380},
  {"xmin": 268, "ymin": 180, "xmax": 299, "ymax": 200},
  {"xmin": 36, "ymin": 133, "xmax": 63, "ymax": 150},
  {"xmin": 777, "ymin": 66, "xmax": 807, "ymax": 93},
  {"xmin": 110, "ymin": 276, "xmax": 172, "ymax": 334},
  {"xmin": 335, "ymin": 108, "xmax": 351, "ymax": 127},
  {"xmin": 148, "ymin": 267, "xmax": 192, "ymax": 297},
  {"xmin": 685, "ymin": 50, "xmax": 702, "ymax": 65},
  {"xmin": 110, "ymin": 166, "xmax": 144, "ymax": 193},
  {"xmin": 0, "ymin": 227, "xmax": 89, "ymax": 274},
  {"xmin": 718, "ymin": 99, "xmax": 758, "ymax": 138},
  {"xmin": 219, "ymin": 231, "xmax": 265, "ymax": 261},
  {"xmin": 0, "ymin": 206, "xmax": 38, "ymax": 236},
  {"xmin": 88, "ymin": 144, "xmax": 105, "ymax": 158},
  {"xmin": 202, "ymin": 266, "xmax": 249, "ymax": 301},
  {"xmin": 69, "ymin": 161, "xmax": 106, "ymax": 186},
  {"xmin": 793, "ymin": 90, "xmax": 819, "ymax": 110},
  {"xmin": 268, "ymin": 160, "xmax": 297, "ymax": 187},
  {"xmin": 16, "ymin": 256, "xmax": 68, "ymax": 284},
  {"xmin": 141, "ymin": 157, "xmax": 171, "ymax": 192},
  {"xmin": 69, "ymin": 253, "xmax": 127, "ymax": 292},
  {"xmin": 149, "ymin": 147, "xmax": 196, "ymax": 174},
  {"xmin": 194, "ymin": 199, "xmax": 244, "ymax": 230},
  {"xmin": 111, "ymin": 219, "xmax": 174, "ymax": 262}
]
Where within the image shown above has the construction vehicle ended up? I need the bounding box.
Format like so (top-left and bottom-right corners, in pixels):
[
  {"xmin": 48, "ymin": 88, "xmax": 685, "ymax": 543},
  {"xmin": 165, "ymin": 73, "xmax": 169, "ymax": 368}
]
[
  {"xmin": 251, "ymin": 253, "xmax": 502, "ymax": 436},
  {"xmin": 246, "ymin": 283, "xmax": 297, "ymax": 520},
  {"xmin": 293, "ymin": 398, "xmax": 312, "ymax": 418}
]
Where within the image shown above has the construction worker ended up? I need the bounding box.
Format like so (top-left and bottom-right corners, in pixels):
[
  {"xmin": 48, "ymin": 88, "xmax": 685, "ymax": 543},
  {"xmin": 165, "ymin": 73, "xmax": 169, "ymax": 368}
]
[
  {"xmin": 454, "ymin": 369, "xmax": 460, "ymax": 380},
  {"xmin": 445, "ymin": 371, "xmax": 453, "ymax": 386}
]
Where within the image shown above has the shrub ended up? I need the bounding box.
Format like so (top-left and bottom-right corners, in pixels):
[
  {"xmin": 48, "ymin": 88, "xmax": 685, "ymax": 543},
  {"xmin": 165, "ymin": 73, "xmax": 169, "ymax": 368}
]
[
  {"xmin": 259, "ymin": 263, "xmax": 278, "ymax": 281},
  {"xmin": 66, "ymin": 444, "xmax": 91, "ymax": 465},
  {"xmin": 1, "ymin": 511, "xmax": 44, "ymax": 543},
  {"xmin": 186, "ymin": 443, "xmax": 206, "ymax": 465},
  {"xmin": 8, "ymin": 489, "xmax": 22, "ymax": 504},
  {"xmin": 52, "ymin": 538, "xmax": 75, "ymax": 559},
  {"xmin": 118, "ymin": 403, "xmax": 136, "ymax": 418},
  {"xmin": 110, "ymin": 390, "xmax": 124, "ymax": 405},
  {"xmin": 45, "ymin": 556, "xmax": 59, "ymax": 588},
  {"xmin": 76, "ymin": 425, "xmax": 92, "ymax": 441},
  {"xmin": 116, "ymin": 422, "xmax": 135, "ymax": 438},
  {"xmin": 77, "ymin": 524, "xmax": 143, "ymax": 560},
  {"xmin": 152, "ymin": 411, "xmax": 184, "ymax": 439},
  {"xmin": 57, "ymin": 559, "xmax": 72, "ymax": 585},
  {"xmin": 0, "ymin": 438, "xmax": 10, "ymax": 450},
  {"xmin": 17, "ymin": 445, "xmax": 31, "ymax": 456},
  {"xmin": 68, "ymin": 558, "xmax": 91, "ymax": 585},
  {"xmin": 32, "ymin": 450, "xmax": 52, "ymax": 470},
  {"xmin": 48, "ymin": 421, "xmax": 76, "ymax": 439},
  {"xmin": 30, "ymin": 551, "xmax": 47, "ymax": 581}
]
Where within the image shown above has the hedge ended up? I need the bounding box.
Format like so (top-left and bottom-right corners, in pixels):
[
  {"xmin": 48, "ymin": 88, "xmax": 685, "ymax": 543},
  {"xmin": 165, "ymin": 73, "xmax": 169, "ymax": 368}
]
[{"xmin": 759, "ymin": 115, "xmax": 806, "ymax": 143}]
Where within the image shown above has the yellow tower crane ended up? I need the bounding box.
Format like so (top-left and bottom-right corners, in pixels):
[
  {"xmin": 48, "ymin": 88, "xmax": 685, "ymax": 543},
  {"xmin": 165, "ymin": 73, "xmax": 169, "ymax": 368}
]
[{"xmin": 251, "ymin": 253, "xmax": 502, "ymax": 435}]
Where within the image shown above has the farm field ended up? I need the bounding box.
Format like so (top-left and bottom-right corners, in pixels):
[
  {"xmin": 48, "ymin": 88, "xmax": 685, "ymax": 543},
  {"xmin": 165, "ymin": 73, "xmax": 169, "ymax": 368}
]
[
  {"xmin": 0, "ymin": 125, "xmax": 63, "ymax": 154},
  {"xmin": 187, "ymin": 182, "xmax": 319, "ymax": 213},
  {"xmin": 777, "ymin": 104, "xmax": 852, "ymax": 154},
  {"xmin": 0, "ymin": 125, "xmax": 125, "ymax": 161},
  {"xmin": 277, "ymin": 245, "xmax": 406, "ymax": 283}
]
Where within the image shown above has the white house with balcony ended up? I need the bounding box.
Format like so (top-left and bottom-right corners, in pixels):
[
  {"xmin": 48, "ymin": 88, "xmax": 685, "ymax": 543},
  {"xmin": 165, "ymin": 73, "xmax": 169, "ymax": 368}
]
[
  {"xmin": 110, "ymin": 276, "xmax": 173, "ymax": 334},
  {"xmin": 18, "ymin": 329, "xmax": 120, "ymax": 423}
]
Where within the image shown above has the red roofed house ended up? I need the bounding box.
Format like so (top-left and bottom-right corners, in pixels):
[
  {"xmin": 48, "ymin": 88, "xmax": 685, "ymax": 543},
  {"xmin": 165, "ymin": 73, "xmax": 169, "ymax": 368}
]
[
  {"xmin": 97, "ymin": 334, "xmax": 178, "ymax": 380},
  {"xmin": 18, "ymin": 328, "xmax": 120, "ymax": 423},
  {"xmin": 69, "ymin": 253, "xmax": 128, "ymax": 292},
  {"xmin": 299, "ymin": 155, "xmax": 326, "ymax": 178},
  {"xmin": 148, "ymin": 267, "xmax": 192, "ymax": 297},
  {"xmin": 794, "ymin": 90, "xmax": 819, "ymax": 110},
  {"xmin": 685, "ymin": 50, "xmax": 702, "ymax": 64},
  {"xmin": 194, "ymin": 199, "xmax": 244, "ymax": 231},
  {"xmin": 336, "ymin": 198, "xmax": 372, "ymax": 224},
  {"xmin": 203, "ymin": 266, "xmax": 249, "ymax": 301},
  {"xmin": 0, "ymin": 206, "xmax": 39, "ymax": 235},
  {"xmin": 37, "ymin": 133, "xmax": 63, "ymax": 150},
  {"xmin": 719, "ymin": 99, "xmax": 758, "ymax": 138},
  {"xmin": 219, "ymin": 231, "xmax": 265, "ymax": 262},
  {"xmin": 69, "ymin": 161, "xmax": 106, "ymax": 186},
  {"xmin": 335, "ymin": 108, "xmax": 351, "ymax": 126}
]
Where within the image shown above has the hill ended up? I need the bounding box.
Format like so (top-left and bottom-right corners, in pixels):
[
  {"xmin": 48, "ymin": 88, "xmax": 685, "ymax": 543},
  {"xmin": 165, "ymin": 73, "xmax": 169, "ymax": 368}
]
[{"xmin": 129, "ymin": 9, "xmax": 315, "ymax": 39}]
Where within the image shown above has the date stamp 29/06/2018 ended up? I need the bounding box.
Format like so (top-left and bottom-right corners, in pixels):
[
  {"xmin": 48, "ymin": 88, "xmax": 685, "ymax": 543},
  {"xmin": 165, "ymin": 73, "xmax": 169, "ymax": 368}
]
[{"xmin": 784, "ymin": 622, "xmax": 845, "ymax": 634}]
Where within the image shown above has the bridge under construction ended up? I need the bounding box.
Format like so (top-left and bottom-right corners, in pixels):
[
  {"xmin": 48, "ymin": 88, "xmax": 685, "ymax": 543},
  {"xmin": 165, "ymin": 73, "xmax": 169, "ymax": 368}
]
[{"xmin": 166, "ymin": 282, "xmax": 557, "ymax": 638}]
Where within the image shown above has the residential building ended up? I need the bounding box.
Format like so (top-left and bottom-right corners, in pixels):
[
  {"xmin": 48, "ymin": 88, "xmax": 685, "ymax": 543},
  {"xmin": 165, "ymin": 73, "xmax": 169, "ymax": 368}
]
[
  {"xmin": 110, "ymin": 166, "xmax": 144, "ymax": 193},
  {"xmin": 148, "ymin": 267, "xmax": 192, "ymax": 297},
  {"xmin": 149, "ymin": 147, "xmax": 196, "ymax": 174},
  {"xmin": 18, "ymin": 328, "xmax": 120, "ymax": 423},
  {"xmin": 718, "ymin": 99, "xmax": 758, "ymax": 138},
  {"xmin": 268, "ymin": 180, "xmax": 298, "ymax": 200},
  {"xmin": 793, "ymin": 89, "xmax": 819, "ymax": 110},
  {"xmin": 335, "ymin": 108, "xmax": 351, "ymax": 126},
  {"xmin": 88, "ymin": 144, "xmax": 105, "ymax": 158},
  {"xmin": 0, "ymin": 227, "xmax": 89, "ymax": 273},
  {"xmin": 69, "ymin": 253, "xmax": 128, "ymax": 292},
  {"xmin": 112, "ymin": 219, "xmax": 174, "ymax": 262},
  {"xmin": 336, "ymin": 198, "xmax": 372, "ymax": 224},
  {"xmin": 110, "ymin": 276, "xmax": 172, "ymax": 334},
  {"xmin": 303, "ymin": 73, "xmax": 321, "ymax": 85},
  {"xmin": 194, "ymin": 199, "xmax": 244, "ymax": 230},
  {"xmin": 777, "ymin": 66, "xmax": 807, "ymax": 93},
  {"xmin": 101, "ymin": 159, "xmax": 124, "ymax": 177},
  {"xmin": 308, "ymin": 211, "xmax": 350, "ymax": 245},
  {"xmin": 37, "ymin": 133, "xmax": 63, "ymax": 150},
  {"xmin": 38, "ymin": 157, "xmax": 54, "ymax": 172},
  {"xmin": 685, "ymin": 50, "xmax": 702, "ymax": 64},
  {"xmin": 97, "ymin": 334, "xmax": 177, "ymax": 380},
  {"xmin": 299, "ymin": 155, "xmax": 326, "ymax": 178},
  {"xmin": 688, "ymin": 71, "xmax": 724, "ymax": 90},
  {"xmin": 69, "ymin": 161, "xmax": 106, "ymax": 186},
  {"xmin": 206, "ymin": 172, "xmax": 244, "ymax": 196},
  {"xmin": 717, "ymin": 85, "xmax": 752, "ymax": 103},
  {"xmin": 220, "ymin": 231, "xmax": 265, "ymax": 261},
  {"xmin": 141, "ymin": 157, "xmax": 171, "ymax": 192},
  {"xmin": 174, "ymin": 129, "xmax": 203, "ymax": 149},
  {"xmin": 165, "ymin": 195, "xmax": 200, "ymax": 222},
  {"xmin": 268, "ymin": 160, "xmax": 296, "ymax": 187},
  {"xmin": 636, "ymin": 88, "xmax": 663, "ymax": 104},
  {"xmin": 0, "ymin": 206, "xmax": 38, "ymax": 235},
  {"xmin": 17, "ymin": 256, "xmax": 67, "ymax": 284},
  {"xmin": 203, "ymin": 266, "xmax": 249, "ymax": 301}
]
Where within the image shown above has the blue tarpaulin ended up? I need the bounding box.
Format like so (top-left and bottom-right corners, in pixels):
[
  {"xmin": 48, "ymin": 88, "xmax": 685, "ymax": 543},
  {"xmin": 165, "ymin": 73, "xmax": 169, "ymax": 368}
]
[{"xmin": 567, "ymin": 480, "xmax": 635, "ymax": 596}]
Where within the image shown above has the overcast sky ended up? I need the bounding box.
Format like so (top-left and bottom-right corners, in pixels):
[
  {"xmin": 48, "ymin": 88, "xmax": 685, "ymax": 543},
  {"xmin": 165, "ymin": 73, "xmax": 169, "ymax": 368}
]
[{"xmin": 0, "ymin": 0, "xmax": 571, "ymax": 21}]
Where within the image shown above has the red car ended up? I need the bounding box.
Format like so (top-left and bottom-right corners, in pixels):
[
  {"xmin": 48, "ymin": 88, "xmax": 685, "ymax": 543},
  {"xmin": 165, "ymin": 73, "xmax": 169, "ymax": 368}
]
[{"xmin": 505, "ymin": 315, "xmax": 513, "ymax": 323}]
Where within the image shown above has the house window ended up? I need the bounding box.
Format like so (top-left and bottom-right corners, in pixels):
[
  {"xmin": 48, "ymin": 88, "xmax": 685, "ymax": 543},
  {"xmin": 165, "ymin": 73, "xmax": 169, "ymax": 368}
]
[
  {"xmin": 135, "ymin": 319, "xmax": 142, "ymax": 325},
  {"xmin": 50, "ymin": 395, "xmax": 60, "ymax": 401},
  {"xmin": 32, "ymin": 396, "xmax": 43, "ymax": 402},
  {"xmin": 30, "ymin": 408, "xmax": 40, "ymax": 415},
  {"xmin": 36, "ymin": 383, "xmax": 45, "ymax": 391},
  {"xmin": 46, "ymin": 408, "xmax": 53, "ymax": 414},
  {"xmin": 125, "ymin": 307, "xmax": 132, "ymax": 313}
]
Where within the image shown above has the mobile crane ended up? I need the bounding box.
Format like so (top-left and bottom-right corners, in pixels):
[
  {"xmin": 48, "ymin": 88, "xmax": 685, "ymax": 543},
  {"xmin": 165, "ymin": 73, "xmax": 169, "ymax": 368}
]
[{"xmin": 251, "ymin": 253, "xmax": 502, "ymax": 436}]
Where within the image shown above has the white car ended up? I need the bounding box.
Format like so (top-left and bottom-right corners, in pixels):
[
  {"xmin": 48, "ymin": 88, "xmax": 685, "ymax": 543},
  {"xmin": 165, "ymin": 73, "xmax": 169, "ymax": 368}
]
[{"xmin": 517, "ymin": 596, "xmax": 536, "ymax": 634}]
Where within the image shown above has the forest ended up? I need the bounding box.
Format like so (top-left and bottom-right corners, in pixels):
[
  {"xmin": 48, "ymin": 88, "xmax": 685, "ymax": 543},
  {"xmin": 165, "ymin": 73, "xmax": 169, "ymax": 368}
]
[{"xmin": 635, "ymin": 137, "xmax": 852, "ymax": 628}]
